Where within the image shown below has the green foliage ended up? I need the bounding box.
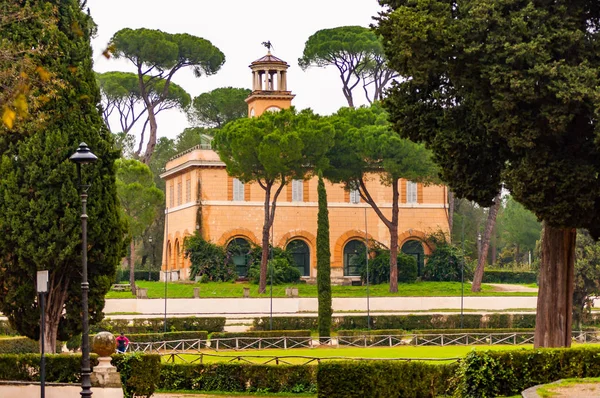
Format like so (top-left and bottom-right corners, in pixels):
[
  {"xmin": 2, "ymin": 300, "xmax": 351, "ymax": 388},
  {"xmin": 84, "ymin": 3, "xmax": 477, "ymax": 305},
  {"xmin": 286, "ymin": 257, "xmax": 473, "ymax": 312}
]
[
  {"xmin": 317, "ymin": 172, "xmax": 332, "ymax": 340},
  {"xmin": 481, "ymin": 270, "xmax": 537, "ymax": 284},
  {"xmin": 126, "ymin": 331, "xmax": 208, "ymax": 344},
  {"xmin": 495, "ymin": 196, "xmax": 542, "ymax": 264},
  {"xmin": 92, "ymin": 316, "xmax": 225, "ymax": 334},
  {"xmin": 253, "ymin": 314, "xmax": 536, "ymax": 331},
  {"xmin": 188, "ymin": 87, "xmax": 251, "ymax": 128},
  {"xmin": 115, "ymin": 270, "xmax": 160, "ymax": 282},
  {"xmin": 298, "ymin": 26, "xmax": 389, "ymax": 106},
  {"xmin": 96, "ymin": 71, "xmax": 191, "ymax": 138},
  {"xmin": 318, "ymin": 361, "xmax": 458, "ymax": 398},
  {"xmin": 214, "ymin": 107, "xmax": 334, "ymax": 291},
  {"xmin": 0, "ymin": 320, "xmax": 17, "ymax": 336},
  {"xmin": 112, "ymin": 353, "xmax": 161, "ymax": 398},
  {"xmin": 210, "ymin": 330, "xmax": 311, "ymax": 349},
  {"xmin": 0, "ymin": 337, "xmax": 39, "ymax": 354},
  {"xmin": 423, "ymin": 240, "xmax": 473, "ymax": 282},
  {"xmin": 573, "ymin": 230, "xmax": 600, "ymax": 328},
  {"xmin": 159, "ymin": 363, "xmax": 317, "ymax": 394},
  {"xmin": 0, "ymin": 0, "xmax": 127, "ymax": 350},
  {"xmin": 377, "ymin": 0, "xmax": 600, "ymax": 234},
  {"xmin": 454, "ymin": 347, "xmax": 600, "ymax": 397},
  {"xmin": 248, "ymin": 257, "xmax": 301, "ymax": 285},
  {"xmin": 184, "ymin": 232, "xmax": 236, "ymax": 281},
  {"xmin": 360, "ymin": 247, "xmax": 418, "ymax": 284},
  {"xmin": 110, "ymin": 28, "xmax": 225, "ymax": 162},
  {"xmin": 0, "ymin": 353, "xmax": 98, "ymax": 383},
  {"xmin": 116, "ymin": 158, "xmax": 164, "ymax": 239}
]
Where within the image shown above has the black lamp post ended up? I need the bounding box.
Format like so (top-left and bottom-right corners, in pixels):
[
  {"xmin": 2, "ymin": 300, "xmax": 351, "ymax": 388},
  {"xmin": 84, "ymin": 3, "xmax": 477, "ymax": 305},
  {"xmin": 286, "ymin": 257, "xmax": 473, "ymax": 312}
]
[{"xmin": 70, "ymin": 142, "xmax": 98, "ymax": 398}]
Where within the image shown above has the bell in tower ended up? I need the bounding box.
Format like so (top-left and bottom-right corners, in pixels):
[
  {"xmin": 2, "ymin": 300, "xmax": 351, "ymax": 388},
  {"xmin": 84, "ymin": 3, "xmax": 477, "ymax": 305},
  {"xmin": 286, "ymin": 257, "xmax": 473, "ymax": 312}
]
[{"xmin": 245, "ymin": 41, "xmax": 295, "ymax": 118}]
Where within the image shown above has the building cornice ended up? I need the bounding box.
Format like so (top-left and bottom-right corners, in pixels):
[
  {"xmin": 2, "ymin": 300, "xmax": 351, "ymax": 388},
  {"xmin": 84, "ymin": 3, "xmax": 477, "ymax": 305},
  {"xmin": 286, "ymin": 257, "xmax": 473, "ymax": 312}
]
[
  {"xmin": 160, "ymin": 160, "xmax": 225, "ymax": 180},
  {"xmin": 165, "ymin": 201, "xmax": 447, "ymax": 212}
]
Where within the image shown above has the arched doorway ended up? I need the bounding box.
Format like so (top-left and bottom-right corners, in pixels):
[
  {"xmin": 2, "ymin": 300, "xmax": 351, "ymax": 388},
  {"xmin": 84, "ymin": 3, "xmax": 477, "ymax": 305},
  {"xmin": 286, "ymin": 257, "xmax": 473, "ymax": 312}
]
[
  {"xmin": 227, "ymin": 238, "xmax": 251, "ymax": 277},
  {"xmin": 344, "ymin": 239, "xmax": 366, "ymax": 276},
  {"xmin": 287, "ymin": 239, "xmax": 310, "ymax": 277},
  {"xmin": 174, "ymin": 240, "xmax": 180, "ymax": 269},
  {"xmin": 402, "ymin": 240, "xmax": 425, "ymax": 276}
]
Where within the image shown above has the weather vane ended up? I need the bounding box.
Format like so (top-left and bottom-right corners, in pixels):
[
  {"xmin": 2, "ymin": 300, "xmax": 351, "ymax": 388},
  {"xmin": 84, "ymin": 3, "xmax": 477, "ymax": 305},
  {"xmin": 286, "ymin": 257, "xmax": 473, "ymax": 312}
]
[{"xmin": 261, "ymin": 41, "xmax": 274, "ymax": 52}]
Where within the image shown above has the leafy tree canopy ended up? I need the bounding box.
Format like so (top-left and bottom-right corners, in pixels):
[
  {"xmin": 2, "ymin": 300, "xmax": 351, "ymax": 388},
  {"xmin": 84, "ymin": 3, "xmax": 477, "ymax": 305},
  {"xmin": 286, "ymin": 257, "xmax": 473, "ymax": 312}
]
[
  {"xmin": 187, "ymin": 87, "xmax": 251, "ymax": 128},
  {"xmin": 298, "ymin": 26, "xmax": 384, "ymax": 107}
]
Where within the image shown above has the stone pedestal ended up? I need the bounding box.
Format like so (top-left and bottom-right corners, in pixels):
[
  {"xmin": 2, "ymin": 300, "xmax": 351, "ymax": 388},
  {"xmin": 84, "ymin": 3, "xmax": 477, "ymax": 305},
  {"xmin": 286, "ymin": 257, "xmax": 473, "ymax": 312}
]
[{"xmin": 91, "ymin": 356, "xmax": 122, "ymax": 388}]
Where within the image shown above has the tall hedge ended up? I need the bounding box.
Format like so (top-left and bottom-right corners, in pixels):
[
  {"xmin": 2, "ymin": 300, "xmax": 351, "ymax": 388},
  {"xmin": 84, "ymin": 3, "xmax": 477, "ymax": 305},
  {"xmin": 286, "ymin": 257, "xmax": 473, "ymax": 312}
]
[
  {"xmin": 316, "ymin": 173, "xmax": 332, "ymax": 340},
  {"xmin": 159, "ymin": 363, "xmax": 317, "ymax": 394},
  {"xmin": 317, "ymin": 361, "xmax": 458, "ymax": 398},
  {"xmin": 92, "ymin": 316, "xmax": 225, "ymax": 334},
  {"xmin": 454, "ymin": 347, "xmax": 600, "ymax": 397}
]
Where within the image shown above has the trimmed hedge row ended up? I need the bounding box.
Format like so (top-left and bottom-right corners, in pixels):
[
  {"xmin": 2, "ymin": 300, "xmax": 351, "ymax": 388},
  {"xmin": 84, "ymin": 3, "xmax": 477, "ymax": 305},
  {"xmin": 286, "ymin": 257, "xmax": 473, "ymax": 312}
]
[
  {"xmin": 210, "ymin": 330, "xmax": 312, "ymax": 349},
  {"xmin": 128, "ymin": 331, "xmax": 208, "ymax": 343},
  {"xmin": 93, "ymin": 316, "xmax": 226, "ymax": 334},
  {"xmin": 159, "ymin": 363, "xmax": 317, "ymax": 394},
  {"xmin": 0, "ymin": 337, "xmax": 39, "ymax": 354},
  {"xmin": 317, "ymin": 361, "xmax": 458, "ymax": 398},
  {"xmin": 337, "ymin": 329, "xmax": 409, "ymax": 347},
  {"xmin": 482, "ymin": 270, "xmax": 537, "ymax": 284},
  {"xmin": 253, "ymin": 314, "xmax": 538, "ymax": 331},
  {"xmin": 455, "ymin": 347, "xmax": 600, "ymax": 397},
  {"xmin": 0, "ymin": 353, "xmax": 160, "ymax": 398}
]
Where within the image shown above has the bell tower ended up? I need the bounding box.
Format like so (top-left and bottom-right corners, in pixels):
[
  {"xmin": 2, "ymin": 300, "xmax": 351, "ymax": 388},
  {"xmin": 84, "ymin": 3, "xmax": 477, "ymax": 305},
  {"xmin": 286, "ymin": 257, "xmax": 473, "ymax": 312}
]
[{"xmin": 246, "ymin": 43, "xmax": 295, "ymax": 117}]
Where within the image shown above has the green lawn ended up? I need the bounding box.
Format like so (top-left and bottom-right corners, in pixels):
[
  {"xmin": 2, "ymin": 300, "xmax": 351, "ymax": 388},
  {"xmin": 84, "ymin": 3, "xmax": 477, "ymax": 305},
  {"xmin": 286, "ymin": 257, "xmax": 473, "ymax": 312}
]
[
  {"xmin": 106, "ymin": 281, "xmax": 537, "ymax": 299},
  {"xmin": 536, "ymin": 377, "xmax": 600, "ymax": 397},
  {"xmin": 167, "ymin": 345, "xmax": 533, "ymax": 365}
]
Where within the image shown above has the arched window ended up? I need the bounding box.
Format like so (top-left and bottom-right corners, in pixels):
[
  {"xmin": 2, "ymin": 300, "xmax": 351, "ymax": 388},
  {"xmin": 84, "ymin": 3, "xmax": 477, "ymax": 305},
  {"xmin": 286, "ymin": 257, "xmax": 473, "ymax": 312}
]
[
  {"xmin": 227, "ymin": 238, "xmax": 251, "ymax": 277},
  {"xmin": 174, "ymin": 240, "xmax": 180, "ymax": 269},
  {"xmin": 287, "ymin": 239, "xmax": 310, "ymax": 277},
  {"xmin": 402, "ymin": 240, "xmax": 425, "ymax": 276},
  {"xmin": 344, "ymin": 239, "xmax": 366, "ymax": 276},
  {"xmin": 166, "ymin": 241, "xmax": 172, "ymax": 272}
]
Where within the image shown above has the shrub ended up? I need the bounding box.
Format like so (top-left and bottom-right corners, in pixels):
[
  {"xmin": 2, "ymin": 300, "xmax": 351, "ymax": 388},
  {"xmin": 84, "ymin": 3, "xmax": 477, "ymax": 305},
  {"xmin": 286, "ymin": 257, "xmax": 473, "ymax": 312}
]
[
  {"xmin": 0, "ymin": 337, "xmax": 39, "ymax": 354},
  {"xmin": 112, "ymin": 353, "xmax": 161, "ymax": 398},
  {"xmin": 337, "ymin": 329, "xmax": 408, "ymax": 347},
  {"xmin": 0, "ymin": 353, "xmax": 98, "ymax": 382},
  {"xmin": 482, "ymin": 270, "xmax": 537, "ymax": 284},
  {"xmin": 159, "ymin": 363, "xmax": 317, "ymax": 394},
  {"xmin": 454, "ymin": 347, "xmax": 600, "ymax": 397},
  {"xmin": 248, "ymin": 257, "xmax": 301, "ymax": 285},
  {"xmin": 318, "ymin": 361, "xmax": 458, "ymax": 397},
  {"xmin": 184, "ymin": 232, "xmax": 237, "ymax": 282},
  {"xmin": 423, "ymin": 242, "xmax": 473, "ymax": 282},
  {"xmin": 360, "ymin": 248, "xmax": 418, "ymax": 284},
  {"xmin": 115, "ymin": 270, "xmax": 160, "ymax": 282},
  {"xmin": 92, "ymin": 316, "xmax": 226, "ymax": 334},
  {"xmin": 210, "ymin": 330, "xmax": 311, "ymax": 349},
  {"xmin": 0, "ymin": 320, "xmax": 17, "ymax": 336},
  {"xmin": 127, "ymin": 331, "xmax": 208, "ymax": 345}
]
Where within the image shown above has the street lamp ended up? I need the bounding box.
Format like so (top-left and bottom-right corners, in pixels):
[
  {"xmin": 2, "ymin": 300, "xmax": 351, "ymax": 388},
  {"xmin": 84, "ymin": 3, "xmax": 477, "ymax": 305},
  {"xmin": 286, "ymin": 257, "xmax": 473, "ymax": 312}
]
[
  {"xmin": 70, "ymin": 142, "xmax": 98, "ymax": 398},
  {"xmin": 37, "ymin": 270, "xmax": 48, "ymax": 398}
]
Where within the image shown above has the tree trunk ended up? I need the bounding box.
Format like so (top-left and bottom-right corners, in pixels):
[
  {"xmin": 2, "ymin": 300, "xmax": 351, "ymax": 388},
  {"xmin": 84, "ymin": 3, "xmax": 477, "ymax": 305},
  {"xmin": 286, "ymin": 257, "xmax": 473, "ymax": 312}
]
[
  {"xmin": 448, "ymin": 190, "xmax": 455, "ymax": 241},
  {"xmin": 259, "ymin": 185, "xmax": 272, "ymax": 294},
  {"xmin": 42, "ymin": 279, "xmax": 69, "ymax": 354},
  {"xmin": 471, "ymin": 193, "xmax": 501, "ymax": 292},
  {"xmin": 342, "ymin": 85, "xmax": 354, "ymax": 108},
  {"xmin": 389, "ymin": 178, "xmax": 400, "ymax": 293},
  {"xmin": 129, "ymin": 240, "xmax": 137, "ymax": 295},
  {"xmin": 535, "ymin": 224, "xmax": 575, "ymax": 348},
  {"xmin": 141, "ymin": 103, "xmax": 158, "ymax": 164}
]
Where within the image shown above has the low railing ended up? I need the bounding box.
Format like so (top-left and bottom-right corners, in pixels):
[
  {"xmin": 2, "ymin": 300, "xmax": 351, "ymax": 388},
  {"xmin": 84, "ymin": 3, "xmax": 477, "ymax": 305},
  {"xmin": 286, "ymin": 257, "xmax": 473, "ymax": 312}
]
[{"xmin": 128, "ymin": 331, "xmax": 600, "ymax": 353}]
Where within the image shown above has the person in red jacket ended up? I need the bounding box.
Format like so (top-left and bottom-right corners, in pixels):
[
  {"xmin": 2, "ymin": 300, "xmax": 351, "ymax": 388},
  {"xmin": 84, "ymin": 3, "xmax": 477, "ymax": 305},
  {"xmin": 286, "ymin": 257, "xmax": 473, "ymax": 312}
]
[{"xmin": 115, "ymin": 332, "xmax": 130, "ymax": 353}]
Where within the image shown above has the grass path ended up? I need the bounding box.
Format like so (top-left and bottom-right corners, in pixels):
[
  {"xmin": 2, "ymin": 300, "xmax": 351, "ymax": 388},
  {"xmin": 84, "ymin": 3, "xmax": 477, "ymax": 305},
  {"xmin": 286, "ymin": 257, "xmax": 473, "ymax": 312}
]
[{"xmin": 106, "ymin": 281, "xmax": 537, "ymax": 299}]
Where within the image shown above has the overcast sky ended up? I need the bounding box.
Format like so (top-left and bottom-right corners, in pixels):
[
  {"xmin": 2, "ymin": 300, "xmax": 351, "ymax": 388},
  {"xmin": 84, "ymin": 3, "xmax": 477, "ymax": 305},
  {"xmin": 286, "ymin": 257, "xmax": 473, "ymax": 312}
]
[{"xmin": 87, "ymin": 0, "xmax": 384, "ymax": 140}]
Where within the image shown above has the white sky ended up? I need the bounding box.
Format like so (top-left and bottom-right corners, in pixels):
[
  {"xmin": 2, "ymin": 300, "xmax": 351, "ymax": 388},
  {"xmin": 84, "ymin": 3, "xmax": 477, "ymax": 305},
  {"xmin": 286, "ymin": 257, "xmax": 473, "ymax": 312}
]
[{"xmin": 87, "ymin": 0, "xmax": 384, "ymax": 140}]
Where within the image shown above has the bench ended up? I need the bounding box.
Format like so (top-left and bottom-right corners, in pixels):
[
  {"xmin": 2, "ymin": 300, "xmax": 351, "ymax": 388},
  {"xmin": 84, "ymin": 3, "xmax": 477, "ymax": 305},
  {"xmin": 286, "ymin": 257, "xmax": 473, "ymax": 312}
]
[{"xmin": 111, "ymin": 283, "xmax": 131, "ymax": 292}]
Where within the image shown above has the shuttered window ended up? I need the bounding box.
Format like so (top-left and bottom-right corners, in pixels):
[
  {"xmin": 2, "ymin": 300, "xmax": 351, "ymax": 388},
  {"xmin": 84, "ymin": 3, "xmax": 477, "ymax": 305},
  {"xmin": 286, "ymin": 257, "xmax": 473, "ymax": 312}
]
[
  {"xmin": 292, "ymin": 179, "xmax": 303, "ymax": 202},
  {"xmin": 233, "ymin": 178, "xmax": 245, "ymax": 201},
  {"xmin": 406, "ymin": 181, "xmax": 418, "ymax": 204},
  {"xmin": 349, "ymin": 189, "xmax": 360, "ymax": 204}
]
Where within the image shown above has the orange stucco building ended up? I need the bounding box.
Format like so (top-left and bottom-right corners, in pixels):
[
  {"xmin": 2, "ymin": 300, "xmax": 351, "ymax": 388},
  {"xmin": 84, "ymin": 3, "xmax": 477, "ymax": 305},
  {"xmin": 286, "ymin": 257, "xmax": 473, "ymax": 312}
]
[{"xmin": 160, "ymin": 51, "xmax": 450, "ymax": 282}]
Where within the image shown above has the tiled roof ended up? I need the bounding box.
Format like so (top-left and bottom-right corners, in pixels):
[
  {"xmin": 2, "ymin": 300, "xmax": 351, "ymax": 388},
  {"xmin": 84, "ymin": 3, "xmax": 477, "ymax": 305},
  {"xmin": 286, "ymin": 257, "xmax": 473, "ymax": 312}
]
[{"xmin": 251, "ymin": 53, "xmax": 288, "ymax": 65}]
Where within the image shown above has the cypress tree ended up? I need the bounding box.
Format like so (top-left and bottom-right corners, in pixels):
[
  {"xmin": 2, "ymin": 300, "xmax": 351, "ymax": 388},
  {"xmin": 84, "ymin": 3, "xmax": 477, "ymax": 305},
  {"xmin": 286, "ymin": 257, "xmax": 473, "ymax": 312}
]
[
  {"xmin": 317, "ymin": 172, "xmax": 332, "ymax": 341},
  {"xmin": 0, "ymin": 0, "xmax": 126, "ymax": 352}
]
